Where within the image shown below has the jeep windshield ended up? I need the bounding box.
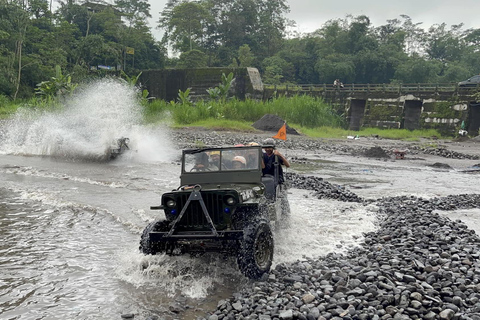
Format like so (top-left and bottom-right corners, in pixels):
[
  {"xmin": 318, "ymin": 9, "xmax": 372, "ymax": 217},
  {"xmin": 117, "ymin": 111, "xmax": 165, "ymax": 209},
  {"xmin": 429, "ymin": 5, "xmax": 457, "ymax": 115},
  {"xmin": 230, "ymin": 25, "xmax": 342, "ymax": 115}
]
[
  {"xmin": 181, "ymin": 146, "xmax": 263, "ymax": 186},
  {"xmin": 183, "ymin": 147, "xmax": 261, "ymax": 172}
]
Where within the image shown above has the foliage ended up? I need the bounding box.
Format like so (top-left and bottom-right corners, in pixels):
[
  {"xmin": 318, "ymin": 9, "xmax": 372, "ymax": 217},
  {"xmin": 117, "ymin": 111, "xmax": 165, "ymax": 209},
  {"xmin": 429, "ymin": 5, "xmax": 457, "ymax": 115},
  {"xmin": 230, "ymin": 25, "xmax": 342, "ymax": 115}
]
[
  {"xmin": 35, "ymin": 65, "xmax": 77, "ymax": 98},
  {"xmin": 2, "ymin": 0, "xmax": 480, "ymax": 98},
  {"xmin": 0, "ymin": 0, "xmax": 163, "ymax": 98},
  {"xmin": 230, "ymin": 44, "xmax": 255, "ymax": 67},
  {"xmin": 121, "ymin": 70, "xmax": 151, "ymax": 103},
  {"xmin": 299, "ymin": 126, "xmax": 443, "ymax": 140},
  {"xmin": 206, "ymin": 72, "xmax": 234, "ymax": 101},
  {"xmin": 177, "ymin": 88, "xmax": 192, "ymax": 106},
  {"xmin": 176, "ymin": 49, "xmax": 208, "ymax": 68},
  {"xmin": 121, "ymin": 70, "xmax": 142, "ymax": 86},
  {"xmin": 166, "ymin": 95, "xmax": 343, "ymax": 128}
]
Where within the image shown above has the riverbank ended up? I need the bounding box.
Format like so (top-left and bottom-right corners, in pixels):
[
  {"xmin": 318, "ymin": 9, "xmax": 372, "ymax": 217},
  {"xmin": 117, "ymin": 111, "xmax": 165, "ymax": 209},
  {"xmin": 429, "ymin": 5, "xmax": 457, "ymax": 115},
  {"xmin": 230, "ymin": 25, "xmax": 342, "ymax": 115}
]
[{"xmin": 167, "ymin": 128, "xmax": 480, "ymax": 320}]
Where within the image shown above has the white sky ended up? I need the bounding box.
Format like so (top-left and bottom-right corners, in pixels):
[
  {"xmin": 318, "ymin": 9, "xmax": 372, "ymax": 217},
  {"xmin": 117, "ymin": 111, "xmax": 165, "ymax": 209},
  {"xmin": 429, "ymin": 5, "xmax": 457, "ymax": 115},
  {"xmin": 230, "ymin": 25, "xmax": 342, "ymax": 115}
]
[{"xmin": 146, "ymin": 0, "xmax": 480, "ymax": 41}]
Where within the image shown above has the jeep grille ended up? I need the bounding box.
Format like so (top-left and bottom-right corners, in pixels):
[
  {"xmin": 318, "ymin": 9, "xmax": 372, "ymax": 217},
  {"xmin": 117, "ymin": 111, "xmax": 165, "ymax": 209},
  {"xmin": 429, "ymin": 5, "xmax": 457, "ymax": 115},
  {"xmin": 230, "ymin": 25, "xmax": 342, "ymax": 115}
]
[{"xmin": 174, "ymin": 192, "xmax": 227, "ymax": 229}]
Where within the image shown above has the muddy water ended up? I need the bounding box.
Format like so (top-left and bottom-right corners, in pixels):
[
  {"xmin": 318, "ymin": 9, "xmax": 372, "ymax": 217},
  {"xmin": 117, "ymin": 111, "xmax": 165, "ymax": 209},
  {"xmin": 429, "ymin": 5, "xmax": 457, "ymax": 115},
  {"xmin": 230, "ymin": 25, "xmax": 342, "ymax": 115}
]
[
  {"xmin": 1, "ymin": 81, "xmax": 478, "ymax": 320},
  {"xmin": 0, "ymin": 81, "xmax": 379, "ymax": 320},
  {"xmin": 0, "ymin": 152, "xmax": 381, "ymax": 320}
]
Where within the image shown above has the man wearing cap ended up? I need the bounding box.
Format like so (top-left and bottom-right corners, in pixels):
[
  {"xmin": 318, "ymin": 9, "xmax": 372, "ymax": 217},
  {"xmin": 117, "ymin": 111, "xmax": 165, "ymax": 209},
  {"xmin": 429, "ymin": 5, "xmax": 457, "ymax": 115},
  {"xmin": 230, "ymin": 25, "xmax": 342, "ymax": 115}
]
[{"xmin": 262, "ymin": 138, "xmax": 290, "ymax": 184}]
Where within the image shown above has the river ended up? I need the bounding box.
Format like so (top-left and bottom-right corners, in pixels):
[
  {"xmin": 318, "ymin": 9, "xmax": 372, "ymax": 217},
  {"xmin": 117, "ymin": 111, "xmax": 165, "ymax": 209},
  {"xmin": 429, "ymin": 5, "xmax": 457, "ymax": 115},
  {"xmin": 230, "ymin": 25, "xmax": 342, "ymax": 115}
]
[{"xmin": 0, "ymin": 81, "xmax": 381, "ymax": 320}]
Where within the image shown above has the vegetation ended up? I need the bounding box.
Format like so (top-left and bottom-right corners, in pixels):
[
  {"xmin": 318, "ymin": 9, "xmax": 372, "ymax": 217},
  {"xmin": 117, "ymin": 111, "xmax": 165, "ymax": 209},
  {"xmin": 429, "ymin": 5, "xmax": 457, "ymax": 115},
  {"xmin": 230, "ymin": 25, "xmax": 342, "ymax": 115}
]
[
  {"xmin": 0, "ymin": 0, "xmax": 469, "ymax": 140},
  {"xmin": 2, "ymin": 1, "xmax": 480, "ymax": 100}
]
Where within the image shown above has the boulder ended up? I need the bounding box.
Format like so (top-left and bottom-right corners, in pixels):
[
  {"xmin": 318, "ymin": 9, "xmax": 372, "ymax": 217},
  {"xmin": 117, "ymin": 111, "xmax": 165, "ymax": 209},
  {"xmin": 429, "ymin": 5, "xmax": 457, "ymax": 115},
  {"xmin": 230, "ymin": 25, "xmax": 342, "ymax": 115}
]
[{"xmin": 252, "ymin": 114, "xmax": 299, "ymax": 135}]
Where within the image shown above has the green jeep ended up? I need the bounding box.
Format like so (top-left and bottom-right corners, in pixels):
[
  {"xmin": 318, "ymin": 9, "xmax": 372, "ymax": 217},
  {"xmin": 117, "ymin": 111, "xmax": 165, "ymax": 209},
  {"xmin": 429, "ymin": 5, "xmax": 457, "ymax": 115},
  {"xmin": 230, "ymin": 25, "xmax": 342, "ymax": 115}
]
[{"xmin": 139, "ymin": 145, "xmax": 290, "ymax": 279}]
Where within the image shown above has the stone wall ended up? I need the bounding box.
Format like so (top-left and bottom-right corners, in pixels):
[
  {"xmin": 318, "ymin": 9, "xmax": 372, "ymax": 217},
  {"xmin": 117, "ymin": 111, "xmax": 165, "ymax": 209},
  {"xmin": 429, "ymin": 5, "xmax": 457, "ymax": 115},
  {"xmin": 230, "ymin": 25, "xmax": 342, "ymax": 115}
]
[{"xmin": 139, "ymin": 67, "xmax": 263, "ymax": 102}]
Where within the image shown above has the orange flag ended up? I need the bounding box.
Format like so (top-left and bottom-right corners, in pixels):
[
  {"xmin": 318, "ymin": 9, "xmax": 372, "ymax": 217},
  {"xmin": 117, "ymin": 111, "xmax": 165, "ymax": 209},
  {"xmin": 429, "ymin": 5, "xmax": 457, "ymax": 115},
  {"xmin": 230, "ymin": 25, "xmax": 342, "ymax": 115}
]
[{"xmin": 273, "ymin": 123, "xmax": 287, "ymax": 140}]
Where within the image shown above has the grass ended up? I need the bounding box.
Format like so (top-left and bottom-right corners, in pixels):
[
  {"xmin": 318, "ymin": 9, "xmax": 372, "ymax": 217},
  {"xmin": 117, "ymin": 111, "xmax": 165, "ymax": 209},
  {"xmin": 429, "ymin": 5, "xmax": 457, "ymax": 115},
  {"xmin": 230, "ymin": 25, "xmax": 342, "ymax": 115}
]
[
  {"xmin": 1, "ymin": 93, "xmax": 446, "ymax": 141},
  {"xmin": 145, "ymin": 95, "xmax": 345, "ymax": 129},
  {"xmin": 272, "ymin": 125, "xmax": 444, "ymax": 140}
]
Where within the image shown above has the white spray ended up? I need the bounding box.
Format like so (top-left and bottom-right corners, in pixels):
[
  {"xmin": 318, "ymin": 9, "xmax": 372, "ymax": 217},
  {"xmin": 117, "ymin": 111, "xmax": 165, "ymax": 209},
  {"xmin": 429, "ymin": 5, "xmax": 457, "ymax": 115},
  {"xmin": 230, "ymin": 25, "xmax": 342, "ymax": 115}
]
[{"xmin": 0, "ymin": 79, "xmax": 175, "ymax": 162}]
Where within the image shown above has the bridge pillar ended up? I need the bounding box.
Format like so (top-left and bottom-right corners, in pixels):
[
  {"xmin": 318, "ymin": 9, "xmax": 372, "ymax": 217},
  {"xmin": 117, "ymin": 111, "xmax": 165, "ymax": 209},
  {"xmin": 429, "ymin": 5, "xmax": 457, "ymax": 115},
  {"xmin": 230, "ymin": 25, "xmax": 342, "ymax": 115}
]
[
  {"xmin": 403, "ymin": 100, "xmax": 423, "ymax": 130},
  {"xmin": 468, "ymin": 103, "xmax": 480, "ymax": 135},
  {"xmin": 347, "ymin": 99, "xmax": 366, "ymax": 131}
]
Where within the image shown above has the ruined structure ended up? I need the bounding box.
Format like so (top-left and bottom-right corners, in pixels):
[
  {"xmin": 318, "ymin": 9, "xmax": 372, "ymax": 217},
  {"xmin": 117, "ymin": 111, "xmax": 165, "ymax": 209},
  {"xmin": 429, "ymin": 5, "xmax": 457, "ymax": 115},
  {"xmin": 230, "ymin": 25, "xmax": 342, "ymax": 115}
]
[{"xmin": 139, "ymin": 67, "xmax": 263, "ymax": 102}]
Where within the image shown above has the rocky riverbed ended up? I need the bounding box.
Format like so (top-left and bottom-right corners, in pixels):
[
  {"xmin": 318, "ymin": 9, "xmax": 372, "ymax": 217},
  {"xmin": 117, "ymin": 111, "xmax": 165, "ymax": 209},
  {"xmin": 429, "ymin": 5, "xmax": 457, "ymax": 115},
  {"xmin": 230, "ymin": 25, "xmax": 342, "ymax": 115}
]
[{"xmin": 169, "ymin": 129, "xmax": 480, "ymax": 320}]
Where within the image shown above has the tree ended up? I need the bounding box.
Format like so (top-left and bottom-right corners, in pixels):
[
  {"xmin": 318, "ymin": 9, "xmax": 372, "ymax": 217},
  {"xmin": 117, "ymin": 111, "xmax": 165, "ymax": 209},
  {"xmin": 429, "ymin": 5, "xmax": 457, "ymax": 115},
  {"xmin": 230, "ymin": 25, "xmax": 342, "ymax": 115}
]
[
  {"xmin": 394, "ymin": 55, "xmax": 442, "ymax": 83},
  {"xmin": 261, "ymin": 55, "xmax": 294, "ymax": 83},
  {"xmin": 276, "ymin": 37, "xmax": 320, "ymax": 84},
  {"xmin": 230, "ymin": 44, "xmax": 254, "ymax": 67},
  {"xmin": 314, "ymin": 53, "xmax": 356, "ymax": 84},
  {"xmin": 115, "ymin": 0, "xmax": 151, "ymax": 27},
  {"xmin": 425, "ymin": 23, "xmax": 465, "ymax": 75},
  {"xmin": 176, "ymin": 49, "xmax": 207, "ymax": 68},
  {"xmin": 159, "ymin": 0, "xmax": 211, "ymax": 53}
]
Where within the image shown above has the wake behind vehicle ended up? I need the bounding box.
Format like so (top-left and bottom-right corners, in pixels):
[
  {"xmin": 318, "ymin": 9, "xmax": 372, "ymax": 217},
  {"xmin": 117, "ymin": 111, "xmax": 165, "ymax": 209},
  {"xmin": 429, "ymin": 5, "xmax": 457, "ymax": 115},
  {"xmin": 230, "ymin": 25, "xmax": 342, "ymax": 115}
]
[{"xmin": 139, "ymin": 145, "xmax": 290, "ymax": 279}]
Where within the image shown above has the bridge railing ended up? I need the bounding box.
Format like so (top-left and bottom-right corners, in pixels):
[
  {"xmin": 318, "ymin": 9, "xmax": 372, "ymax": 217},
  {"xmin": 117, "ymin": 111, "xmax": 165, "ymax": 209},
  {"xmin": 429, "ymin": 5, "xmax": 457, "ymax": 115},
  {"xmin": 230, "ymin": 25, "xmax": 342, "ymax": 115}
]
[{"xmin": 264, "ymin": 83, "xmax": 479, "ymax": 94}]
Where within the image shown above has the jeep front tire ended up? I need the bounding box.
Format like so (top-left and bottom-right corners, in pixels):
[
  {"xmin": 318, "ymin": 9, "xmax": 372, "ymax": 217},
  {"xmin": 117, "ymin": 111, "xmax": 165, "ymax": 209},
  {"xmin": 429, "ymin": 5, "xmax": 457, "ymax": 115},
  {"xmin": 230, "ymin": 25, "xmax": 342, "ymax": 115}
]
[{"xmin": 237, "ymin": 218, "xmax": 274, "ymax": 279}]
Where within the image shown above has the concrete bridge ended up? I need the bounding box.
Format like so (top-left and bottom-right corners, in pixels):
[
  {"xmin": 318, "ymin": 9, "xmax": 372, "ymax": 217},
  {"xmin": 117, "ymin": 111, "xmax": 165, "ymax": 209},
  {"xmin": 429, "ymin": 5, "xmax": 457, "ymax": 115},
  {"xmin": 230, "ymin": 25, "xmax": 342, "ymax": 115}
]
[{"xmin": 264, "ymin": 83, "xmax": 480, "ymax": 135}]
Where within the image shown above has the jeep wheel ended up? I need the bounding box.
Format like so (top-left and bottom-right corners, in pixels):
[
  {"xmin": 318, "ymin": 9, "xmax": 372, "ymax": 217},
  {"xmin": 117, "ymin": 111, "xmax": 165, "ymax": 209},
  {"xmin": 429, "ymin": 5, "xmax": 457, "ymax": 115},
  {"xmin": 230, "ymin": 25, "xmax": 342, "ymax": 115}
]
[
  {"xmin": 139, "ymin": 220, "xmax": 169, "ymax": 255},
  {"xmin": 237, "ymin": 219, "xmax": 274, "ymax": 279}
]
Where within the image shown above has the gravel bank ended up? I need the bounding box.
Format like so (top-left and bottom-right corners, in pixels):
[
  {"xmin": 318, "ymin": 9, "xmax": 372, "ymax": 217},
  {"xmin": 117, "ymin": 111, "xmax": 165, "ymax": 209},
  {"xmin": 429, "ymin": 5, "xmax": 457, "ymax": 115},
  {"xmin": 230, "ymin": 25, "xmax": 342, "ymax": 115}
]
[
  {"xmin": 171, "ymin": 129, "xmax": 480, "ymax": 320},
  {"xmin": 204, "ymin": 194, "xmax": 480, "ymax": 320},
  {"xmin": 171, "ymin": 129, "xmax": 480, "ymax": 161}
]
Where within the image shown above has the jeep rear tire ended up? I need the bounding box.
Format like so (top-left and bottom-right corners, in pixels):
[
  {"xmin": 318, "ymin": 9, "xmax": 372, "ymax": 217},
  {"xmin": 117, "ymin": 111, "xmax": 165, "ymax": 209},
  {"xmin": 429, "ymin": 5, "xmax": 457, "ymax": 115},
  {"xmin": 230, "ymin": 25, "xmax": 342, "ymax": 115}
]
[
  {"xmin": 139, "ymin": 220, "xmax": 169, "ymax": 255},
  {"xmin": 237, "ymin": 218, "xmax": 274, "ymax": 279}
]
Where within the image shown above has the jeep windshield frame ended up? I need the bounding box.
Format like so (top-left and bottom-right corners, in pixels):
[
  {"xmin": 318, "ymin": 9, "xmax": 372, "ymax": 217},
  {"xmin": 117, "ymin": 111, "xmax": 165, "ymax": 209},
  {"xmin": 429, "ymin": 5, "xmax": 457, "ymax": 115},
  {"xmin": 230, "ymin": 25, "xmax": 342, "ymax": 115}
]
[{"xmin": 180, "ymin": 146, "xmax": 263, "ymax": 186}]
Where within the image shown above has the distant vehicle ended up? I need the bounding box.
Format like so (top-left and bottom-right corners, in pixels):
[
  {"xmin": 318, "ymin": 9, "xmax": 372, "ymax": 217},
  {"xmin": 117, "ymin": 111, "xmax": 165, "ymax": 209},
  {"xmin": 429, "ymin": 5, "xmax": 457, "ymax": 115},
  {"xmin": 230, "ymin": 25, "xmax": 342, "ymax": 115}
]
[
  {"xmin": 109, "ymin": 137, "xmax": 130, "ymax": 160},
  {"xmin": 458, "ymin": 75, "xmax": 480, "ymax": 87},
  {"xmin": 139, "ymin": 145, "xmax": 290, "ymax": 279}
]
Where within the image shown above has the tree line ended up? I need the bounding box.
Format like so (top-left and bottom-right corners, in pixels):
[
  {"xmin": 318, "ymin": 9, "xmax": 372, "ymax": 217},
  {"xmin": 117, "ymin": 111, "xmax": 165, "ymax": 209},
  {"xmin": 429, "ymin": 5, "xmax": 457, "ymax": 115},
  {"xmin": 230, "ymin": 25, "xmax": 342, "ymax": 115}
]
[{"xmin": 1, "ymin": 0, "xmax": 480, "ymax": 100}]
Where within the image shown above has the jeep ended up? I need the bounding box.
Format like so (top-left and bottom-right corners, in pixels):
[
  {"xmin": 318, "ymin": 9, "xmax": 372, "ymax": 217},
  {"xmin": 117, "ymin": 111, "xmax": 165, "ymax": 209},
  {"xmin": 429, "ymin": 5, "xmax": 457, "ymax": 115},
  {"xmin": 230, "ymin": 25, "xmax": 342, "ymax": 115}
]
[{"xmin": 139, "ymin": 145, "xmax": 290, "ymax": 279}]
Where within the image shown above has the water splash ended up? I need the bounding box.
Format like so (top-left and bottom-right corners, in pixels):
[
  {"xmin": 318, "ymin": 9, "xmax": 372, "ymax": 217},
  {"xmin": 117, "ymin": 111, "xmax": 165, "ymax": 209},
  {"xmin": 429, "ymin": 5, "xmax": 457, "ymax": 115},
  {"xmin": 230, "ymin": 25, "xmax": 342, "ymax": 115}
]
[
  {"xmin": 116, "ymin": 246, "xmax": 243, "ymax": 299},
  {"xmin": 0, "ymin": 79, "xmax": 175, "ymax": 162}
]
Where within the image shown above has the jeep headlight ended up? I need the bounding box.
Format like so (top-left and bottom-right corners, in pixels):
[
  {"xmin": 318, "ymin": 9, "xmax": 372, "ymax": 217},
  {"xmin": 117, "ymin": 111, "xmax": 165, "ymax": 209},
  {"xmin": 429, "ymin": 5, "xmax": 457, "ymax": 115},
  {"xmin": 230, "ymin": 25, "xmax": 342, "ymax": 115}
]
[
  {"xmin": 225, "ymin": 196, "xmax": 236, "ymax": 205},
  {"xmin": 166, "ymin": 199, "xmax": 176, "ymax": 208}
]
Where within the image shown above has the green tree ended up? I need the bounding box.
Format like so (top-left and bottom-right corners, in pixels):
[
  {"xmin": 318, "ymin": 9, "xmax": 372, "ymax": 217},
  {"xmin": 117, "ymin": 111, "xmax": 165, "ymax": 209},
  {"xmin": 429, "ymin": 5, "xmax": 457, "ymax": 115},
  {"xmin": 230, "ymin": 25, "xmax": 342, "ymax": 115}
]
[
  {"xmin": 314, "ymin": 53, "xmax": 356, "ymax": 84},
  {"xmin": 394, "ymin": 55, "xmax": 442, "ymax": 83},
  {"xmin": 159, "ymin": 0, "xmax": 211, "ymax": 53},
  {"xmin": 230, "ymin": 44, "xmax": 255, "ymax": 67},
  {"xmin": 425, "ymin": 23, "xmax": 465, "ymax": 75},
  {"xmin": 176, "ymin": 49, "xmax": 207, "ymax": 68},
  {"xmin": 277, "ymin": 37, "xmax": 320, "ymax": 84},
  {"xmin": 261, "ymin": 55, "xmax": 294, "ymax": 83},
  {"xmin": 115, "ymin": 0, "xmax": 151, "ymax": 27}
]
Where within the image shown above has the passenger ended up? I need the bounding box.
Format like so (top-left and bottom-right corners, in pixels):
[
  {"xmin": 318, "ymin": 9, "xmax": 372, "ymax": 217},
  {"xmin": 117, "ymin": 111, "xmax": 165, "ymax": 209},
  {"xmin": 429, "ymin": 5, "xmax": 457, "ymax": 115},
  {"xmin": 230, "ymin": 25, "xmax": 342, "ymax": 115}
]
[
  {"xmin": 192, "ymin": 152, "xmax": 218, "ymax": 171},
  {"xmin": 231, "ymin": 156, "xmax": 246, "ymax": 170},
  {"xmin": 209, "ymin": 150, "xmax": 221, "ymax": 168},
  {"xmin": 261, "ymin": 138, "xmax": 290, "ymax": 184},
  {"xmin": 245, "ymin": 142, "xmax": 264, "ymax": 169}
]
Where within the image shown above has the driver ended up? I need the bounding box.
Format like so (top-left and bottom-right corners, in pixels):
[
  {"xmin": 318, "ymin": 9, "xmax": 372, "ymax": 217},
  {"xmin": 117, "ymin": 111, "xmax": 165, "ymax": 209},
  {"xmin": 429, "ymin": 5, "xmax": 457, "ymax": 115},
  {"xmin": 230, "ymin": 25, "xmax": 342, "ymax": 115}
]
[
  {"xmin": 261, "ymin": 138, "xmax": 290, "ymax": 184},
  {"xmin": 193, "ymin": 152, "xmax": 218, "ymax": 171}
]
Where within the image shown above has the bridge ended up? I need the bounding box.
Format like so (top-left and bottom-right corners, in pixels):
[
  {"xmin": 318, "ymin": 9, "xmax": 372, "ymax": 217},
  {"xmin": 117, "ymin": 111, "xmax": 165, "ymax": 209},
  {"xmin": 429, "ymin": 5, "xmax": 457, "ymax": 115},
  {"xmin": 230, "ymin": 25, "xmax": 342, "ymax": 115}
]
[{"xmin": 264, "ymin": 83, "xmax": 480, "ymax": 135}]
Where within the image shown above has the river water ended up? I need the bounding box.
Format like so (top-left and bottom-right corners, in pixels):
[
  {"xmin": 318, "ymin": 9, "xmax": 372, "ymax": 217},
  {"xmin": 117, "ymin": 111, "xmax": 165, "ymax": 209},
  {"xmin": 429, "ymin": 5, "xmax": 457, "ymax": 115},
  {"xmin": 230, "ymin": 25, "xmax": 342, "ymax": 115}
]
[
  {"xmin": 0, "ymin": 81, "xmax": 383, "ymax": 320},
  {"xmin": 2, "ymin": 81, "xmax": 479, "ymax": 319}
]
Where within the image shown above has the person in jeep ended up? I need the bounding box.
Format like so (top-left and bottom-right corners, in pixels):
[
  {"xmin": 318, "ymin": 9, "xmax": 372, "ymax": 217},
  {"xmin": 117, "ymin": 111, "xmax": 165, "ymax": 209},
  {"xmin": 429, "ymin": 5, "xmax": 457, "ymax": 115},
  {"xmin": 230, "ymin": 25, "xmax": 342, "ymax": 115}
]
[
  {"xmin": 192, "ymin": 152, "xmax": 218, "ymax": 171},
  {"xmin": 262, "ymin": 138, "xmax": 290, "ymax": 184},
  {"xmin": 231, "ymin": 155, "xmax": 246, "ymax": 169},
  {"xmin": 209, "ymin": 150, "xmax": 221, "ymax": 168}
]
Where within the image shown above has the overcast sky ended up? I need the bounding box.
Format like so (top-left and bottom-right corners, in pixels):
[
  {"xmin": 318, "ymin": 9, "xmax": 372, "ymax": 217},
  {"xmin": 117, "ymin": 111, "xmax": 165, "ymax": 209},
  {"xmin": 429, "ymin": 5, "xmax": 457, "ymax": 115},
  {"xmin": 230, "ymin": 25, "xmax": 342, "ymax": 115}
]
[{"xmin": 147, "ymin": 0, "xmax": 480, "ymax": 41}]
